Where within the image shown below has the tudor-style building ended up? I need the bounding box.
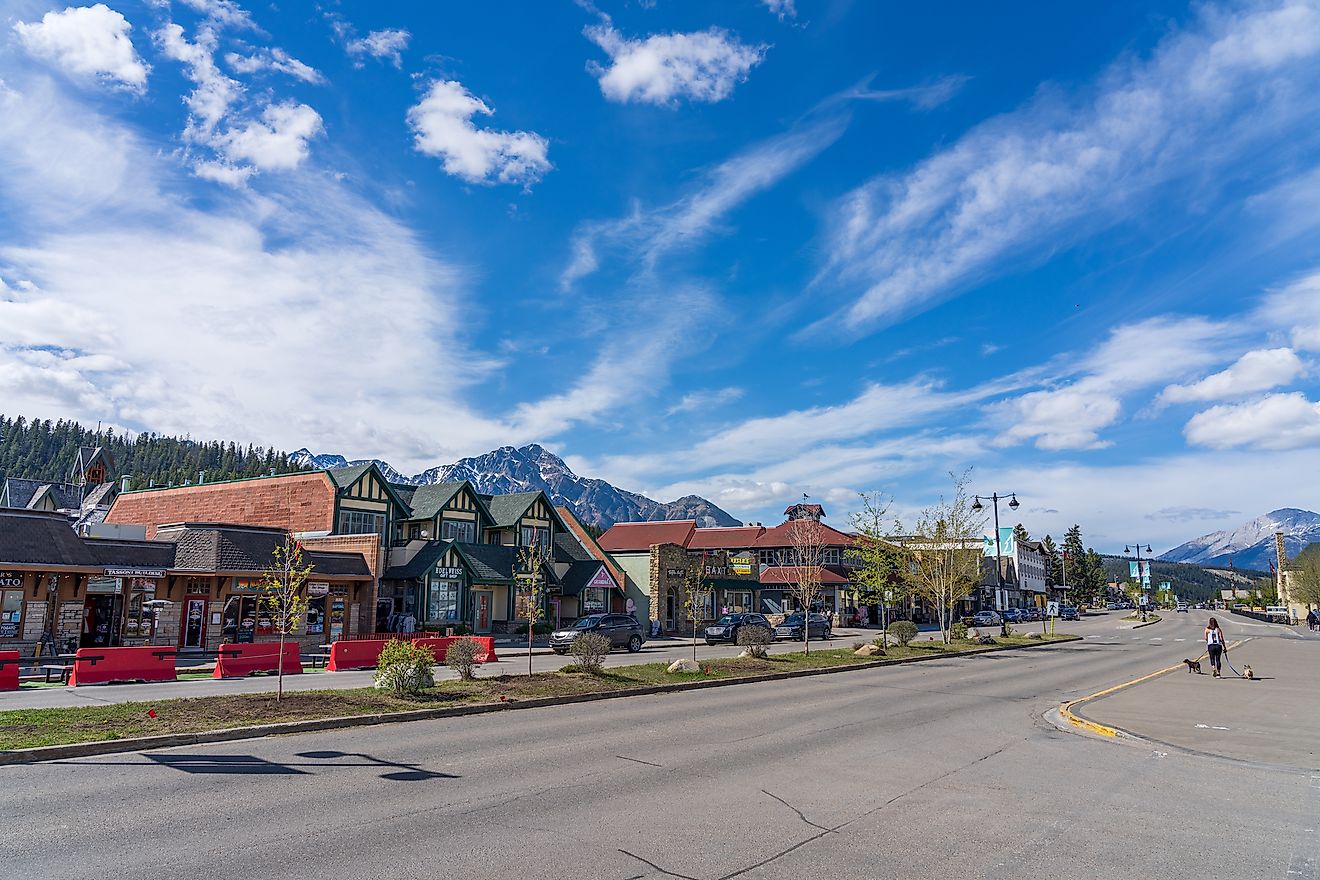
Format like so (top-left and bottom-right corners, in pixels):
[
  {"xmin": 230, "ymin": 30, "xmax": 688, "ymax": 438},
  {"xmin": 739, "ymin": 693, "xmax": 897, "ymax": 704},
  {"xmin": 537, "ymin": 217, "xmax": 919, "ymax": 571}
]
[{"xmin": 0, "ymin": 445, "xmax": 120, "ymax": 531}]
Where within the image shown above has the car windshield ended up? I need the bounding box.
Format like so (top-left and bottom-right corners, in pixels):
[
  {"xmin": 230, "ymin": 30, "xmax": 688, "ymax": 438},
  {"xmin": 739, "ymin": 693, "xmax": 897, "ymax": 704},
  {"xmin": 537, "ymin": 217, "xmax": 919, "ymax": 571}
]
[
  {"xmin": 573, "ymin": 616, "xmax": 603, "ymax": 629},
  {"xmin": 782, "ymin": 614, "xmax": 803, "ymax": 625},
  {"xmin": 716, "ymin": 615, "xmax": 739, "ymax": 625}
]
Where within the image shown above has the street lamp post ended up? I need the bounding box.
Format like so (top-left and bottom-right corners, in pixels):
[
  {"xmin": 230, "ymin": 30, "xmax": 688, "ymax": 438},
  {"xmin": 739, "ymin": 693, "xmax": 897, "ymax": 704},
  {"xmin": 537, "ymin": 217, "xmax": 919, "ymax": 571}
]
[
  {"xmin": 1125, "ymin": 542, "xmax": 1153, "ymax": 616},
  {"xmin": 971, "ymin": 492, "xmax": 1019, "ymax": 636}
]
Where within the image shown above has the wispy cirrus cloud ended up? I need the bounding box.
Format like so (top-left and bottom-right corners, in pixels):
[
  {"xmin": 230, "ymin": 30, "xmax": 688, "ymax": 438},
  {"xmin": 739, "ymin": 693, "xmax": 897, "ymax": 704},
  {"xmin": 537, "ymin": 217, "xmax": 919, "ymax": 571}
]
[{"xmin": 814, "ymin": 1, "xmax": 1320, "ymax": 336}]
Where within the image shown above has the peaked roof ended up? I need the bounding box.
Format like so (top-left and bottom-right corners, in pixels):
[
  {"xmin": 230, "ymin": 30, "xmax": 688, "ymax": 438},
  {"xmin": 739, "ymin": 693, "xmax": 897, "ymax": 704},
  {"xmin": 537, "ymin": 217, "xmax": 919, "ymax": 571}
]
[
  {"xmin": 752, "ymin": 521, "xmax": 856, "ymax": 549},
  {"xmin": 325, "ymin": 462, "xmax": 411, "ymax": 511},
  {"xmin": 555, "ymin": 505, "xmax": 628, "ymax": 593},
  {"xmin": 453, "ymin": 541, "xmax": 517, "ymax": 583},
  {"xmin": 403, "ymin": 480, "xmax": 494, "ymax": 522},
  {"xmin": 384, "ymin": 539, "xmax": 454, "ymax": 580},
  {"xmin": 598, "ymin": 520, "xmax": 697, "ymax": 552},
  {"xmin": 2, "ymin": 477, "xmax": 82, "ymax": 511},
  {"xmin": 483, "ymin": 490, "xmax": 548, "ymax": 528},
  {"xmin": 155, "ymin": 523, "xmax": 371, "ymax": 576},
  {"xmin": 560, "ymin": 561, "xmax": 620, "ymax": 596}
]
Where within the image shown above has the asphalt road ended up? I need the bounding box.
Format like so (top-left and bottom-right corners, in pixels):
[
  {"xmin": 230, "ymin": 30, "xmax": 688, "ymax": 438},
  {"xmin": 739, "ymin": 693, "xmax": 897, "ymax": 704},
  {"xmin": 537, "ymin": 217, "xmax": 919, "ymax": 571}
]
[{"xmin": 5, "ymin": 610, "xmax": 1313, "ymax": 879}]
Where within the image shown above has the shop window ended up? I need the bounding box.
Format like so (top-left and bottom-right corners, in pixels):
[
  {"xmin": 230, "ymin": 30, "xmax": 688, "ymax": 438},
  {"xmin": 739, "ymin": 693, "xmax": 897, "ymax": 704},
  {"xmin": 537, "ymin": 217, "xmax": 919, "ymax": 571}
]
[
  {"xmin": 306, "ymin": 598, "xmax": 326, "ymax": 635},
  {"xmin": 723, "ymin": 591, "xmax": 753, "ymax": 614},
  {"xmin": 822, "ymin": 548, "xmax": 841, "ymax": 565},
  {"xmin": 124, "ymin": 580, "xmax": 157, "ymax": 640},
  {"xmin": 0, "ymin": 590, "xmax": 22, "ymax": 638},
  {"xmin": 427, "ymin": 578, "xmax": 461, "ymax": 623},
  {"xmin": 442, "ymin": 520, "xmax": 475, "ymax": 544},
  {"xmin": 519, "ymin": 526, "xmax": 549, "ymax": 551}
]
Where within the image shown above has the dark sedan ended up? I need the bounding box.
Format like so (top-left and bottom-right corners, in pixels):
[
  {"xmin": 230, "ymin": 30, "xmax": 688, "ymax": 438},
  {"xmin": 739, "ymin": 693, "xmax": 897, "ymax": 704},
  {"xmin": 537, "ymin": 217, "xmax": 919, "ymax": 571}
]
[
  {"xmin": 549, "ymin": 613, "xmax": 645, "ymax": 654},
  {"xmin": 773, "ymin": 612, "xmax": 832, "ymax": 641},
  {"xmin": 704, "ymin": 612, "xmax": 773, "ymax": 645}
]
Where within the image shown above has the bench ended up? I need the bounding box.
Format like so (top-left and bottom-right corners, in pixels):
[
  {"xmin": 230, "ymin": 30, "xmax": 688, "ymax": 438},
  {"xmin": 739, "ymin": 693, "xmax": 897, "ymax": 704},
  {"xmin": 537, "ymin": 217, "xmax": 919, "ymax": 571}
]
[
  {"xmin": 41, "ymin": 664, "xmax": 72, "ymax": 685},
  {"xmin": 304, "ymin": 652, "xmax": 330, "ymax": 669}
]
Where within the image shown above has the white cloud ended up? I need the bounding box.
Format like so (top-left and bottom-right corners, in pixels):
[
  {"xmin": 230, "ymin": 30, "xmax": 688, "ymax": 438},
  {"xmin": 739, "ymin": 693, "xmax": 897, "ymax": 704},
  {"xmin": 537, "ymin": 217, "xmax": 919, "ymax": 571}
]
[
  {"xmin": 762, "ymin": 0, "xmax": 796, "ymax": 20},
  {"xmin": 408, "ymin": 80, "xmax": 551, "ymax": 187},
  {"xmin": 1260, "ymin": 269, "xmax": 1320, "ymax": 351},
  {"xmin": 584, "ymin": 16, "xmax": 766, "ymax": 106},
  {"xmin": 345, "ymin": 28, "xmax": 410, "ymax": 68},
  {"xmin": 224, "ymin": 47, "xmax": 324, "ymax": 84},
  {"xmin": 155, "ymin": 19, "xmax": 323, "ymax": 182},
  {"xmin": 14, "ymin": 4, "xmax": 150, "ymax": 91},
  {"xmin": 1157, "ymin": 347, "xmax": 1304, "ymax": 405},
  {"xmin": 1184, "ymin": 392, "xmax": 1320, "ymax": 450},
  {"xmin": 666, "ymin": 387, "xmax": 744, "ymax": 415},
  {"xmin": 816, "ymin": 1, "xmax": 1320, "ymax": 335},
  {"xmin": 991, "ymin": 316, "xmax": 1236, "ymax": 450},
  {"xmin": 177, "ymin": 0, "xmax": 254, "ymax": 30}
]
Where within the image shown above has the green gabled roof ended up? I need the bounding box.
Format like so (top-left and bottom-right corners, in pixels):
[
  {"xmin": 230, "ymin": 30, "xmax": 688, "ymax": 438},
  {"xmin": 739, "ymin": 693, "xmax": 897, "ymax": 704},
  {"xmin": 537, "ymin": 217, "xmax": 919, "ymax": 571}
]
[
  {"xmin": 453, "ymin": 541, "xmax": 517, "ymax": 584},
  {"xmin": 325, "ymin": 462, "xmax": 412, "ymax": 512},
  {"xmin": 383, "ymin": 540, "xmax": 454, "ymax": 581},
  {"xmin": 483, "ymin": 491, "xmax": 544, "ymax": 528},
  {"xmin": 405, "ymin": 481, "xmax": 466, "ymax": 519},
  {"xmin": 390, "ymin": 482, "xmax": 417, "ymax": 506}
]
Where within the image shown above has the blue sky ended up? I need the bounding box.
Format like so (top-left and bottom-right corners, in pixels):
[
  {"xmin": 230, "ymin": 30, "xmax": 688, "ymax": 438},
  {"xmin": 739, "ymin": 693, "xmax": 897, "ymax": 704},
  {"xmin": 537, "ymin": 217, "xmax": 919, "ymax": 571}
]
[{"xmin": 3, "ymin": 0, "xmax": 1320, "ymax": 553}]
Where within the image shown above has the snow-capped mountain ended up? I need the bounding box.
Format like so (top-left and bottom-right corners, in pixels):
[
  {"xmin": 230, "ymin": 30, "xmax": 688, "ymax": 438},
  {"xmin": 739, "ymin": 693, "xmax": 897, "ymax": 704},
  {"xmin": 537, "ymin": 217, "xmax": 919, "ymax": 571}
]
[
  {"xmin": 290, "ymin": 443, "xmax": 740, "ymax": 529},
  {"xmin": 1159, "ymin": 508, "xmax": 1320, "ymax": 571}
]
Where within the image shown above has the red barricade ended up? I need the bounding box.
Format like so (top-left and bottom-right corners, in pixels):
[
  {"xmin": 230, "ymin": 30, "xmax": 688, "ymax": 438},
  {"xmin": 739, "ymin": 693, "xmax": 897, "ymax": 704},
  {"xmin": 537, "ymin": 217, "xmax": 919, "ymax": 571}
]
[
  {"xmin": 213, "ymin": 642, "xmax": 303, "ymax": 678},
  {"xmin": 326, "ymin": 636, "xmax": 496, "ymax": 671},
  {"xmin": 68, "ymin": 646, "xmax": 177, "ymax": 686},
  {"xmin": 0, "ymin": 650, "xmax": 19, "ymax": 691}
]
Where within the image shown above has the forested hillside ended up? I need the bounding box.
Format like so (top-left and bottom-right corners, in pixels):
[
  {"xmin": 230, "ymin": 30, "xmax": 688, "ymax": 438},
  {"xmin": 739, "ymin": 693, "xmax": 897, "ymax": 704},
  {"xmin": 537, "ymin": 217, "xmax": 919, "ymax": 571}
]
[
  {"xmin": 0, "ymin": 415, "xmax": 307, "ymax": 490},
  {"xmin": 1097, "ymin": 555, "xmax": 1269, "ymax": 604}
]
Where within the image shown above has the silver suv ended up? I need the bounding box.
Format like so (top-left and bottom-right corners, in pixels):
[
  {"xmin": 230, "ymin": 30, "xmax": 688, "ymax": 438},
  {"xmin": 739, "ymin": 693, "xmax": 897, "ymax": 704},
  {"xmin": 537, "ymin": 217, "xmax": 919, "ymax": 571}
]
[{"xmin": 549, "ymin": 614, "xmax": 645, "ymax": 654}]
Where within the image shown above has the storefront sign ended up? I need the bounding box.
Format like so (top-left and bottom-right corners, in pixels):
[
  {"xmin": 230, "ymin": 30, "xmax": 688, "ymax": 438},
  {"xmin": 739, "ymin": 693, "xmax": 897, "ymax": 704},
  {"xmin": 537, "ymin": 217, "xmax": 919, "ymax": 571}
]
[
  {"xmin": 704, "ymin": 565, "xmax": 727, "ymax": 577},
  {"xmin": 587, "ymin": 567, "xmax": 615, "ymax": 589},
  {"xmin": 665, "ymin": 568, "xmax": 686, "ymax": 578},
  {"xmin": 105, "ymin": 567, "xmax": 166, "ymax": 578},
  {"xmin": 0, "ymin": 572, "xmax": 22, "ymax": 588},
  {"xmin": 433, "ymin": 566, "xmax": 464, "ymax": 579},
  {"xmin": 233, "ymin": 578, "xmax": 262, "ymax": 593},
  {"xmin": 729, "ymin": 556, "xmax": 754, "ymax": 576},
  {"xmin": 85, "ymin": 576, "xmax": 122, "ymax": 594},
  {"xmin": 0, "ymin": 622, "xmax": 16, "ymax": 638},
  {"xmin": 308, "ymin": 582, "xmax": 330, "ymax": 597}
]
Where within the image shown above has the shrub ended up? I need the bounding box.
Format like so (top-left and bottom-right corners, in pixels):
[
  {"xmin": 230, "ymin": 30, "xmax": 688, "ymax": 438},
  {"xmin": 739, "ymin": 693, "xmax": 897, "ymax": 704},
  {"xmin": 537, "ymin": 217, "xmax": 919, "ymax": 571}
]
[
  {"xmin": 737, "ymin": 624, "xmax": 773, "ymax": 659},
  {"xmin": 569, "ymin": 631, "xmax": 612, "ymax": 673},
  {"xmin": 445, "ymin": 637, "xmax": 484, "ymax": 681},
  {"xmin": 889, "ymin": 620, "xmax": 918, "ymax": 647},
  {"xmin": 374, "ymin": 639, "xmax": 436, "ymax": 695},
  {"xmin": 950, "ymin": 622, "xmax": 970, "ymax": 641}
]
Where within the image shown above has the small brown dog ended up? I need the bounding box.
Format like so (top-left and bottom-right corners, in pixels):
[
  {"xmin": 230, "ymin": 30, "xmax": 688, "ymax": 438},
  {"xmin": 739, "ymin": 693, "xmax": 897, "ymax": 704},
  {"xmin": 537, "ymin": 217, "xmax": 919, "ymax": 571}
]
[
  {"xmin": 1183, "ymin": 658, "xmax": 1202, "ymax": 674},
  {"xmin": 1242, "ymin": 664, "xmax": 1255, "ymax": 680}
]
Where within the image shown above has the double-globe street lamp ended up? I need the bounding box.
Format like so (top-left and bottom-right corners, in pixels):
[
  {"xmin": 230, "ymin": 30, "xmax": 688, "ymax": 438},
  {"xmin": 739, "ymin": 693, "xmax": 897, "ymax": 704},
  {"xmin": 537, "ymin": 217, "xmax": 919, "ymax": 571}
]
[
  {"xmin": 1126, "ymin": 542, "xmax": 1154, "ymax": 613},
  {"xmin": 971, "ymin": 491, "xmax": 1019, "ymax": 636}
]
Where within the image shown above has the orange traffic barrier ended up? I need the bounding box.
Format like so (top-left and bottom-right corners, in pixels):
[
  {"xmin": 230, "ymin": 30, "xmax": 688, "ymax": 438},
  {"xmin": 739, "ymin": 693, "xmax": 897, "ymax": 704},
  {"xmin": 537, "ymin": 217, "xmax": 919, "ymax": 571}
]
[
  {"xmin": 213, "ymin": 642, "xmax": 304, "ymax": 678},
  {"xmin": 326, "ymin": 636, "xmax": 496, "ymax": 671},
  {"xmin": 68, "ymin": 646, "xmax": 177, "ymax": 686},
  {"xmin": 0, "ymin": 650, "xmax": 19, "ymax": 691}
]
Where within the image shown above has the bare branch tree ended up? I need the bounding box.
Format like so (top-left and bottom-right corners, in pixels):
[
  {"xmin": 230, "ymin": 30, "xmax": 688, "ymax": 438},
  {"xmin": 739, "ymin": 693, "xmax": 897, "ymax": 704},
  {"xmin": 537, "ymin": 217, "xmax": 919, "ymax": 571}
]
[
  {"xmin": 786, "ymin": 514, "xmax": 826, "ymax": 654},
  {"xmin": 517, "ymin": 541, "xmax": 548, "ymax": 678},
  {"xmin": 899, "ymin": 472, "xmax": 985, "ymax": 644},
  {"xmin": 682, "ymin": 552, "xmax": 713, "ymax": 662}
]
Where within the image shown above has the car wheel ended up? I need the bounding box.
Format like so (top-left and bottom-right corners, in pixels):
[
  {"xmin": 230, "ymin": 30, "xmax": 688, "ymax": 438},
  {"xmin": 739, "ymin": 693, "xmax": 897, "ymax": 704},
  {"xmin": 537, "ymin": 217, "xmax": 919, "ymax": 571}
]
[
  {"xmin": 628, "ymin": 635, "xmax": 642, "ymax": 653},
  {"xmin": 552, "ymin": 648, "xmax": 567, "ymax": 655},
  {"xmin": 822, "ymin": 628, "xmax": 831, "ymax": 641}
]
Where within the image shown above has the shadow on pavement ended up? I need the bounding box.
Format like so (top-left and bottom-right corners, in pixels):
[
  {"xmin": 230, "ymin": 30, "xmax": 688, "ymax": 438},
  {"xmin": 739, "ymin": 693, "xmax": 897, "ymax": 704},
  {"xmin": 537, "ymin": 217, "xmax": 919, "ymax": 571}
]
[{"xmin": 59, "ymin": 751, "xmax": 461, "ymax": 781}]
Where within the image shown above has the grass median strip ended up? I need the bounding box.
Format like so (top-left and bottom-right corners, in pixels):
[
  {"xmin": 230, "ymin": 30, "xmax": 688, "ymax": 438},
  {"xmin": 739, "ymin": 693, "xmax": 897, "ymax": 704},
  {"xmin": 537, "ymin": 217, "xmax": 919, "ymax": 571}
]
[{"xmin": 1, "ymin": 636, "xmax": 1076, "ymax": 751}]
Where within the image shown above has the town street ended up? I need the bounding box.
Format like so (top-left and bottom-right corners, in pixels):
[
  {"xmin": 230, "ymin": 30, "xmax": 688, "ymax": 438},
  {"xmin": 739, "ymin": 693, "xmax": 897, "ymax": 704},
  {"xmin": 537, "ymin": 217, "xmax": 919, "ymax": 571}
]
[{"xmin": 3, "ymin": 612, "xmax": 1313, "ymax": 879}]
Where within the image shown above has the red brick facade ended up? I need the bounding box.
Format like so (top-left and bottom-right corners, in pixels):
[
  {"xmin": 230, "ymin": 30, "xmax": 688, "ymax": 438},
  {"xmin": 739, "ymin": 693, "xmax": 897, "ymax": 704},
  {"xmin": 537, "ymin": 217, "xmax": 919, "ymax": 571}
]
[{"xmin": 106, "ymin": 472, "xmax": 338, "ymax": 538}]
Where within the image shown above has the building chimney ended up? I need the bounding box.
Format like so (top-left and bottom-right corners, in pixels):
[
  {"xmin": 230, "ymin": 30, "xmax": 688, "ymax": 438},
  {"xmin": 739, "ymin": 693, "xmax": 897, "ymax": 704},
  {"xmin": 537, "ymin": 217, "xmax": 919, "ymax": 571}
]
[
  {"xmin": 120, "ymin": 475, "xmax": 131, "ymax": 493},
  {"xmin": 198, "ymin": 470, "xmax": 206, "ymax": 485}
]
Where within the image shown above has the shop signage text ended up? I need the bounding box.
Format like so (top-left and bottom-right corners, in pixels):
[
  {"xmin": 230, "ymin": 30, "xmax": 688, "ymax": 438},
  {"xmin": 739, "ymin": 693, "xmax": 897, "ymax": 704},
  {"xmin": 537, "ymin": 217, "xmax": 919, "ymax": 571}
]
[
  {"xmin": 105, "ymin": 567, "xmax": 166, "ymax": 578},
  {"xmin": 665, "ymin": 568, "xmax": 686, "ymax": 578},
  {"xmin": 308, "ymin": 582, "xmax": 330, "ymax": 596},
  {"xmin": 0, "ymin": 572, "xmax": 22, "ymax": 588},
  {"xmin": 434, "ymin": 567, "xmax": 464, "ymax": 579}
]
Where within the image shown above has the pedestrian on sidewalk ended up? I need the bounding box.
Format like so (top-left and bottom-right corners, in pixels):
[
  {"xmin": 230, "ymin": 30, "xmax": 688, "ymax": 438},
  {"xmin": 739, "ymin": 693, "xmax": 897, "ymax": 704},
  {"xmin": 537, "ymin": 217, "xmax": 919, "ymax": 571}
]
[
  {"xmin": 1307, "ymin": 608, "xmax": 1317, "ymax": 632},
  {"xmin": 1205, "ymin": 617, "xmax": 1226, "ymax": 678}
]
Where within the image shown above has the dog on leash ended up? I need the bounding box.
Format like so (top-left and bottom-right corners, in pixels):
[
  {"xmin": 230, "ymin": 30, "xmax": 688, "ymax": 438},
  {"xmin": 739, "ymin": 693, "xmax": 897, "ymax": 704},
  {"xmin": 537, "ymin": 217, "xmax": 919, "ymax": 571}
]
[
  {"xmin": 1242, "ymin": 664, "xmax": 1255, "ymax": 680},
  {"xmin": 1183, "ymin": 658, "xmax": 1202, "ymax": 674}
]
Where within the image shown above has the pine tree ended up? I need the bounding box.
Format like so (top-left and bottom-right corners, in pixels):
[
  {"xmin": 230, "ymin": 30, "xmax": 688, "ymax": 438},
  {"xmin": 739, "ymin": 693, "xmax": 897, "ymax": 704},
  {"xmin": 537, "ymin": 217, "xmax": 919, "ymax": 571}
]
[
  {"xmin": 1042, "ymin": 535, "xmax": 1061, "ymax": 586},
  {"xmin": 1012, "ymin": 523, "xmax": 1031, "ymax": 545}
]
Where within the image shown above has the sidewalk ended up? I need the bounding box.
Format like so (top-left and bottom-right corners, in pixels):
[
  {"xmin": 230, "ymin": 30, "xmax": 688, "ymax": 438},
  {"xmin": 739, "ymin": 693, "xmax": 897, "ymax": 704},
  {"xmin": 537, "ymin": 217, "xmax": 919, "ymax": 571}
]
[{"xmin": 1077, "ymin": 635, "xmax": 1320, "ymax": 769}]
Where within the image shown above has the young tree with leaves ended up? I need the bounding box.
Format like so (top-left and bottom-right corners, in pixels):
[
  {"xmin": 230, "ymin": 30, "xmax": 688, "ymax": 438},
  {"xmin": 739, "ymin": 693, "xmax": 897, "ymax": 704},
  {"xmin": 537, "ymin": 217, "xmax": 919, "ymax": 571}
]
[
  {"xmin": 259, "ymin": 538, "xmax": 313, "ymax": 702},
  {"xmin": 848, "ymin": 491, "xmax": 905, "ymax": 632},
  {"xmin": 1286, "ymin": 543, "xmax": 1320, "ymax": 610},
  {"xmin": 900, "ymin": 472, "xmax": 986, "ymax": 644},
  {"xmin": 682, "ymin": 554, "xmax": 713, "ymax": 661},
  {"xmin": 517, "ymin": 541, "xmax": 549, "ymax": 677}
]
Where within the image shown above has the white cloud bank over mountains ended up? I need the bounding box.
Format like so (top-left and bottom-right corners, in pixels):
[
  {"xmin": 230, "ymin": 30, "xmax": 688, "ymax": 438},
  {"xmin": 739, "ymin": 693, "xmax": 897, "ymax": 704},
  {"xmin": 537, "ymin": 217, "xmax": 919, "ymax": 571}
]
[{"xmin": 14, "ymin": 3, "xmax": 150, "ymax": 91}]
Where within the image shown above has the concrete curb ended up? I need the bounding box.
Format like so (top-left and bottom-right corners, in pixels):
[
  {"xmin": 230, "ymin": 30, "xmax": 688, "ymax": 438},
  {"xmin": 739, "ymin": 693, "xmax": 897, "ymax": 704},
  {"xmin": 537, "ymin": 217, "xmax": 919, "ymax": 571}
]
[
  {"xmin": 1058, "ymin": 637, "xmax": 1247, "ymax": 739},
  {"xmin": 2, "ymin": 636, "xmax": 1081, "ymax": 765},
  {"xmin": 1132, "ymin": 616, "xmax": 1163, "ymax": 629}
]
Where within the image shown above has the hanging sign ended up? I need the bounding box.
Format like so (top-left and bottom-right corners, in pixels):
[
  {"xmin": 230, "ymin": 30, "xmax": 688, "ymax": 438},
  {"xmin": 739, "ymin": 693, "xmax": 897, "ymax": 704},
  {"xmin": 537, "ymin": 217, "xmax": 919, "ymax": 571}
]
[
  {"xmin": 308, "ymin": 582, "xmax": 330, "ymax": 597},
  {"xmin": 587, "ymin": 567, "xmax": 615, "ymax": 589},
  {"xmin": 105, "ymin": 567, "xmax": 166, "ymax": 578}
]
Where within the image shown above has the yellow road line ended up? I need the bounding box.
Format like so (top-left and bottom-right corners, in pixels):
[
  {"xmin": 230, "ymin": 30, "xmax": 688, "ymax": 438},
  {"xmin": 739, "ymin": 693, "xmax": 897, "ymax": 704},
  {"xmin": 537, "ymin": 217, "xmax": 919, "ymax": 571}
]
[{"xmin": 1058, "ymin": 638, "xmax": 1247, "ymax": 738}]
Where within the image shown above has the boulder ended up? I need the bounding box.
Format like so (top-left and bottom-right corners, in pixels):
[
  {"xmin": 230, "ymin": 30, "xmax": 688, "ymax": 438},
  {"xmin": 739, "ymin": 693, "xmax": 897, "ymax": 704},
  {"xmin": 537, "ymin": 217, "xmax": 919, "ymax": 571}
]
[
  {"xmin": 966, "ymin": 628, "xmax": 980, "ymax": 640},
  {"xmin": 853, "ymin": 644, "xmax": 884, "ymax": 657},
  {"xmin": 667, "ymin": 659, "xmax": 701, "ymax": 674},
  {"xmin": 977, "ymin": 635, "xmax": 996, "ymax": 645}
]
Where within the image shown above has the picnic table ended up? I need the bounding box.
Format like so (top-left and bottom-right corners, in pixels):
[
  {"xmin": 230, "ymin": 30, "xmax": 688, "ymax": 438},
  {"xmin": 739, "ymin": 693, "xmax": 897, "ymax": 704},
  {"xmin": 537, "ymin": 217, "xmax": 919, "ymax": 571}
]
[{"xmin": 41, "ymin": 654, "xmax": 77, "ymax": 684}]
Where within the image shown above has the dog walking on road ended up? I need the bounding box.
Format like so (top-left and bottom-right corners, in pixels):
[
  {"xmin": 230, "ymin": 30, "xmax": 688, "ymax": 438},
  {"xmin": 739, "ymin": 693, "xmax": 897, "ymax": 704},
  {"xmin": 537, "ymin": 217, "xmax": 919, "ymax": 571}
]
[{"xmin": 1205, "ymin": 617, "xmax": 1226, "ymax": 678}]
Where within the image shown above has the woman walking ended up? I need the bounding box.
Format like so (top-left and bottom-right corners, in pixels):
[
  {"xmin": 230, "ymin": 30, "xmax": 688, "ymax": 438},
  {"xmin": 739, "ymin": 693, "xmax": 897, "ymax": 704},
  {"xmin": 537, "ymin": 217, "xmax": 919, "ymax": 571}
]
[{"xmin": 1205, "ymin": 617, "xmax": 1226, "ymax": 678}]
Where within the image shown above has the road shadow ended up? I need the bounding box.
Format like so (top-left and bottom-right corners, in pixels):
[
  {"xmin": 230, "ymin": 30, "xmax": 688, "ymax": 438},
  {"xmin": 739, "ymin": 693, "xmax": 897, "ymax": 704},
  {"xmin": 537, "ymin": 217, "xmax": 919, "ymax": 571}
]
[{"xmin": 65, "ymin": 751, "xmax": 463, "ymax": 781}]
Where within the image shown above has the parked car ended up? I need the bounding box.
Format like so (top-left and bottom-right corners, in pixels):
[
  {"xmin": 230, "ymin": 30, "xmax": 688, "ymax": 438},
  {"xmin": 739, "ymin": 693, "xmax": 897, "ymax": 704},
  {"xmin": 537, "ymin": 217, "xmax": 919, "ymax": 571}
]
[
  {"xmin": 971, "ymin": 611, "xmax": 1002, "ymax": 627},
  {"xmin": 1105, "ymin": 602, "xmax": 1119, "ymax": 611},
  {"xmin": 1002, "ymin": 608, "xmax": 1027, "ymax": 624},
  {"xmin": 1060, "ymin": 606, "xmax": 1080, "ymax": 621},
  {"xmin": 549, "ymin": 613, "xmax": 645, "ymax": 654},
  {"xmin": 704, "ymin": 612, "xmax": 773, "ymax": 645},
  {"xmin": 1026, "ymin": 607, "xmax": 1045, "ymax": 622},
  {"xmin": 774, "ymin": 613, "xmax": 832, "ymax": 641}
]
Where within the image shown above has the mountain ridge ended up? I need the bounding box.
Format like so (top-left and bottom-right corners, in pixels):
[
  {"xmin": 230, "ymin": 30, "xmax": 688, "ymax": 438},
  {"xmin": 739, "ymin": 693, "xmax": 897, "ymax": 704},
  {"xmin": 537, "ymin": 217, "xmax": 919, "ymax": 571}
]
[
  {"xmin": 290, "ymin": 443, "xmax": 740, "ymax": 530},
  {"xmin": 1158, "ymin": 508, "xmax": 1320, "ymax": 571}
]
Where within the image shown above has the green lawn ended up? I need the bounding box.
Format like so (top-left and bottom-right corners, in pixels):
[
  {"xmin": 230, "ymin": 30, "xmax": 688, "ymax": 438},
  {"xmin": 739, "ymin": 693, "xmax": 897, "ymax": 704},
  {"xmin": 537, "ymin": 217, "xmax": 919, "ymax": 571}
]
[{"xmin": 1, "ymin": 636, "xmax": 1076, "ymax": 751}]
